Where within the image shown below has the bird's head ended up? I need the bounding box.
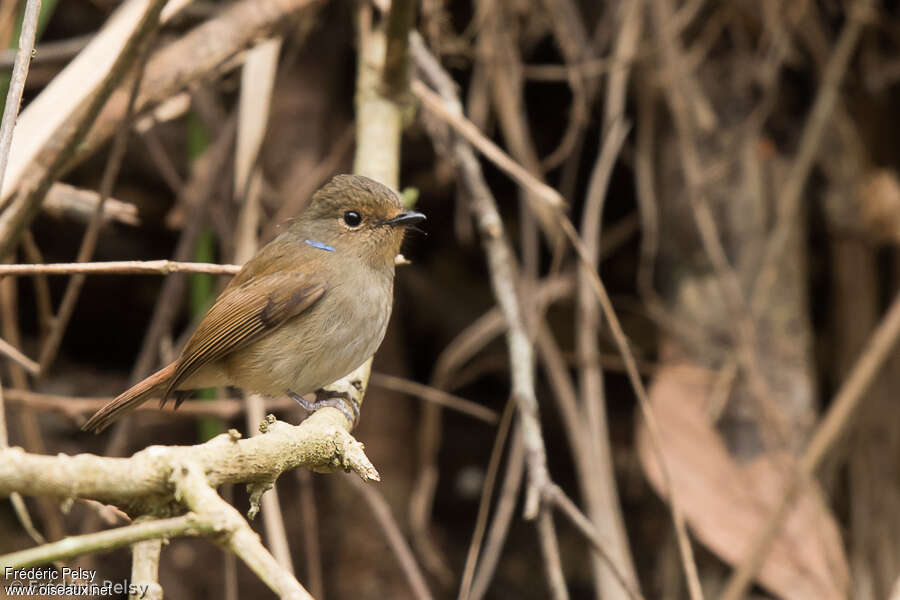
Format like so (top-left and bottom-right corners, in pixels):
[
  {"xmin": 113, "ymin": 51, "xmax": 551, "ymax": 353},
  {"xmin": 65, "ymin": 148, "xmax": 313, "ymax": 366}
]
[{"xmin": 289, "ymin": 174, "xmax": 425, "ymax": 270}]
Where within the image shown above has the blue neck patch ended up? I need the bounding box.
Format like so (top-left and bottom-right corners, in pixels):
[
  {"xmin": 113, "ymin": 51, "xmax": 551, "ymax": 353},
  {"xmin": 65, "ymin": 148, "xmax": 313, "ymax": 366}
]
[{"xmin": 305, "ymin": 239, "xmax": 336, "ymax": 253}]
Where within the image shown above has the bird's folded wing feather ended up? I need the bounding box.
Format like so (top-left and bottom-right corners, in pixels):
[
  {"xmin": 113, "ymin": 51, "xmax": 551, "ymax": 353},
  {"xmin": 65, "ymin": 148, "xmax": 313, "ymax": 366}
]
[{"xmin": 163, "ymin": 271, "xmax": 326, "ymax": 399}]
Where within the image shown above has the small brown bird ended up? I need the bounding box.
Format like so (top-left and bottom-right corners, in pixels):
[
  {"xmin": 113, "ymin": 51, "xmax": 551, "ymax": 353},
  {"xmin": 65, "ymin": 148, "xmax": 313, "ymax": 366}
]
[{"xmin": 83, "ymin": 174, "xmax": 424, "ymax": 433}]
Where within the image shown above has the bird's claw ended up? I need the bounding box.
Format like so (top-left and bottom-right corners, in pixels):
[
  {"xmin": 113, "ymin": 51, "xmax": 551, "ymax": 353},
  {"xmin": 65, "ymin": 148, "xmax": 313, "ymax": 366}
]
[{"xmin": 289, "ymin": 389, "xmax": 360, "ymax": 427}]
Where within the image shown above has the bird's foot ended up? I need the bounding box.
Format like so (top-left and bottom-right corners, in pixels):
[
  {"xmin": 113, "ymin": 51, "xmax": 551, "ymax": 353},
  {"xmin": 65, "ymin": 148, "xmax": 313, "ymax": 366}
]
[{"xmin": 289, "ymin": 389, "xmax": 360, "ymax": 427}]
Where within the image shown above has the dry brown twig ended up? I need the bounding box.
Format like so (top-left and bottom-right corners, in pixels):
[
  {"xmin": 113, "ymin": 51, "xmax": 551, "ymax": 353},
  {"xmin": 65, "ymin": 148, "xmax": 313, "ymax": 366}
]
[
  {"xmin": 0, "ymin": 0, "xmax": 41, "ymax": 196},
  {"xmin": 345, "ymin": 475, "xmax": 434, "ymax": 600},
  {"xmin": 1, "ymin": 388, "xmax": 298, "ymax": 423},
  {"xmin": 414, "ymin": 34, "xmax": 656, "ymax": 600},
  {"xmin": 414, "ymin": 34, "xmax": 702, "ymax": 600},
  {"xmin": 468, "ymin": 425, "xmax": 525, "ymax": 600},
  {"xmin": 0, "ymin": 0, "xmax": 56, "ymax": 550},
  {"xmin": 650, "ymin": 0, "xmax": 791, "ymax": 456},
  {"xmin": 409, "ymin": 273, "xmax": 574, "ymax": 585},
  {"xmin": 0, "ymin": 0, "xmax": 324, "ymax": 259},
  {"xmin": 414, "ymin": 35, "xmax": 568, "ymax": 599},
  {"xmin": 719, "ymin": 2, "xmax": 877, "ymax": 598},
  {"xmin": 370, "ymin": 372, "xmax": 498, "ymax": 424},
  {"xmin": 458, "ymin": 399, "xmax": 515, "ymax": 600},
  {"xmin": 294, "ymin": 469, "xmax": 324, "ymax": 599},
  {"xmin": 0, "ymin": 0, "xmax": 168, "ymax": 260},
  {"xmin": 0, "ymin": 260, "xmax": 242, "ymax": 276},
  {"xmin": 416, "ymin": 36, "xmax": 550, "ymax": 519},
  {"xmin": 719, "ymin": 286, "xmax": 900, "ymax": 600},
  {"xmin": 534, "ymin": 0, "xmax": 591, "ymax": 171},
  {"xmin": 37, "ymin": 16, "xmax": 160, "ymax": 375},
  {"xmin": 129, "ymin": 117, "xmax": 237, "ymax": 386},
  {"xmin": 233, "ymin": 33, "xmax": 294, "ymax": 579},
  {"xmin": 571, "ymin": 4, "xmax": 645, "ymax": 595},
  {"xmin": 0, "ymin": 336, "xmax": 39, "ymax": 375}
]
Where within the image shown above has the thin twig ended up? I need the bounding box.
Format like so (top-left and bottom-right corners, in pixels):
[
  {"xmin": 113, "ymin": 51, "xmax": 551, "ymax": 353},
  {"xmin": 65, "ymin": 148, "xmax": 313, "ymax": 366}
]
[
  {"xmin": 129, "ymin": 118, "xmax": 237, "ymax": 384},
  {"xmin": 572, "ymin": 14, "xmax": 644, "ymax": 598},
  {"xmin": 370, "ymin": 372, "xmax": 498, "ymax": 423},
  {"xmin": 536, "ymin": 508, "xmax": 569, "ymax": 600},
  {"xmin": 295, "ymin": 470, "xmax": 324, "ymax": 600},
  {"xmin": 719, "ymin": 286, "xmax": 900, "ymax": 600},
  {"xmin": 468, "ymin": 426, "xmax": 525, "ymax": 600},
  {"xmin": 412, "ymin": 80, "xmax": 563, "ymax": 211},
  {"xmin": 345, "ymin": 475, "xmax": 434, "ymax": 600},
  {"xmin": 0, "ymin": 376, "xmax": 48, "ymax": 546},
  {"xmin": 414, "ymin": 40, "xmax": 704, "ymax": 599},
  {"xmin": 413, "ymin": 31, "xmax": 550, "ymax": 522},
  {"xmin": 534, "ymin": 0, "xmax": 591, "ymax": 170},
  {"xmin": 751, "ymin": 0, "xmax": 873, "ymax": 313},
  {"xmin": 37, "ymin": 23, "xmax": 158, "ymax": 374},
  {"xmin": 576, "ymin": 114, "xmax": 640, "ymax": 600},
  {"xmin": 138, "ymin": 126, "xmax": 186, "ymax": 196},
  {"xmin": 476, "ymin": 0, "xmax": 558, "ymax": 250},
  {"xmin": 2, "ymin": 388, "xmax": 299, "ymax": 423},
  {"xmin": 0, "ymin": 260, "xmax": 241, "ymax": 276},
  {"xmin": 458, "ymin": 398, "xmax": 515, "ymax": 600},
  {"xmin": 0, "ymin": 0, "xmax": 41, "ymax": 197},
  {"xmin": 0, "ymin": 336, "xmax": 39, "ymax": 375},
  {"xmin": 651, "ymin": 0, "xmax": 791, "ymax": 454},
  {"xmin": 533, "ymin": 325, "xmax": 646, "ymax": 600},
  {"xmin": 557, "ymin": 215, "xmax": 705, "ymax": 600},
  {"xmin": 0, "ymin": 0, "xmax": 168, "ymax": 259},
  {"xmin": 0, "ymin": 34, "xmax": 90, "ymax": 68},
  {"xmin": 0, "ymin": 515, "xmax": 214, "ymax": 569},
  {"xmin": 546, "ymin": 484, "xmax": 644, "ymax": 600}
]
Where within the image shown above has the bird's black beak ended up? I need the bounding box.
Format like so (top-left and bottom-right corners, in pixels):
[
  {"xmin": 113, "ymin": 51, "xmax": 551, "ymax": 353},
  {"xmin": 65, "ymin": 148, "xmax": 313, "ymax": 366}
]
[{"xmin": 384, "ymin": 211, "xmax": 426, "ymax": 227}]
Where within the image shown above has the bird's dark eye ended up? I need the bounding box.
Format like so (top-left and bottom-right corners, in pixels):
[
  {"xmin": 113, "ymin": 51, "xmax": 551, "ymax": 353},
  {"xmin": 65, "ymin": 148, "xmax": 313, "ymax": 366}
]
[{"xmin": 343, "ymin": 211, "xmax": 362, "ymax": 227}]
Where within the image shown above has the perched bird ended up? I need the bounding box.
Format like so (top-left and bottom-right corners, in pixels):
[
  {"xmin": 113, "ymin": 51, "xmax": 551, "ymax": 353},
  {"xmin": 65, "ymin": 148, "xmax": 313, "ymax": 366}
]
[{"xmin": 83, "ymin": 174, "xmax": 425, "ymax": 433}]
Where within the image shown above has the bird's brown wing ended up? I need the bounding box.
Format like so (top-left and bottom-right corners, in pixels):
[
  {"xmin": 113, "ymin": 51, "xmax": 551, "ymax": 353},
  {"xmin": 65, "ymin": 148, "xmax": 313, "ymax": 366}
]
[{"xmin": 162, "ymin": 271, "xmax": 326, "ymax": 403}]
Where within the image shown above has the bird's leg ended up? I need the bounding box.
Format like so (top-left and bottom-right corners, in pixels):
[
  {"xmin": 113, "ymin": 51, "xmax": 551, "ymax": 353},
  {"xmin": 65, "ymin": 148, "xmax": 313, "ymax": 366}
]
[{"xmin": 289, "ymin": 389, "xmax": 360, "ymax": 427}]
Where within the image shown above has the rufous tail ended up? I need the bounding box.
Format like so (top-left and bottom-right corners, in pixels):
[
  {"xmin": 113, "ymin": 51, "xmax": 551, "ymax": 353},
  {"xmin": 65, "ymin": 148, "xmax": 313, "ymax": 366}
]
[{"xmin": 82, "ymin": 362, "xmax": 177, "ymax": 433}]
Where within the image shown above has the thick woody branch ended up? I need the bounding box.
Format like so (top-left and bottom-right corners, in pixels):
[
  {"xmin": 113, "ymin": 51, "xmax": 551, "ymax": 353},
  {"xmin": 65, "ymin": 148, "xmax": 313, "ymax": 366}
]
[
  {"xmin": 0, "ymin": 410, "xmax": 378, "ymax": 516},
  {"xmin": 171, "ymin": 462, "xmax": 313, "ymax": 600}
]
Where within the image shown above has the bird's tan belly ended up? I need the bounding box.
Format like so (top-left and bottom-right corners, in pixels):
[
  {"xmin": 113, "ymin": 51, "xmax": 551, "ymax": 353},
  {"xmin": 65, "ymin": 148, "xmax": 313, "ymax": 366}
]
[{"xmin": 219, "ymin": 281, "xmax": 392, "ymax": 396}]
